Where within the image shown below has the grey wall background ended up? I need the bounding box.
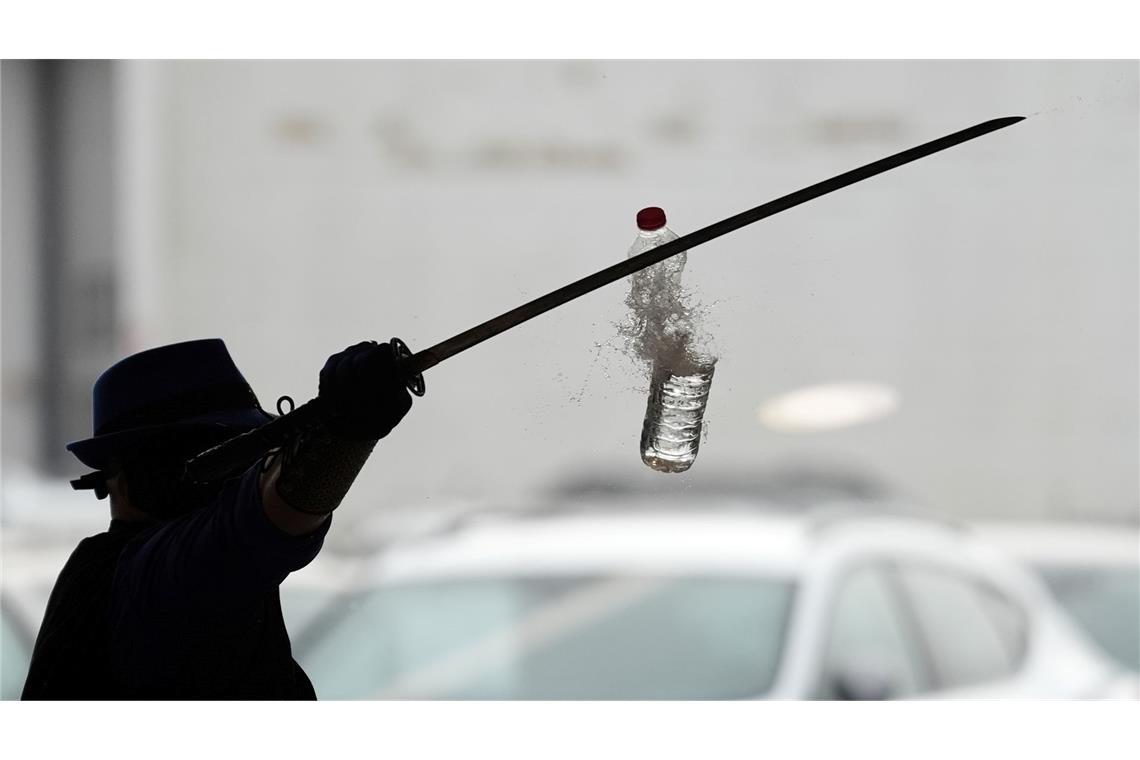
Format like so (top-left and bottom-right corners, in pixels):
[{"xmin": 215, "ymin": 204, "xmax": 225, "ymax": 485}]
[{"xmin": 3, "ymin": 60, "xmax": 1137, "ymax": 526}]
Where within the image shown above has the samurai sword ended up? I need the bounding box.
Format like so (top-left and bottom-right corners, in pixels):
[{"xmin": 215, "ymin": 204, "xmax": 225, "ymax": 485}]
[{"xmin": 186, "ymin": 115, "xmax": 1024, "ymax": 482}]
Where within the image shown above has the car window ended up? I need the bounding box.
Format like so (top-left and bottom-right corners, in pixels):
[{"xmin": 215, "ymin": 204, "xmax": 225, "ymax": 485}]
[
  {"xmin": 896, "ymin": 563, "xmax": 1020, "ymax": 690},
  {"xmin": 817, "ymin": 564, "xmax": 928, "ymax": 699},
  {"xmin": 974, "ymin": 583, "xmax": 1029, "ymax": 666},
  {"xmin": 1, "ymin": 607, "xmax": 32, "ymax": 700},
  {"xmin": 1036, "ymin": 564, "xmax": 1140, "ymax": 670},
  {"xmin": 291, "ymin": 575, "xmax": 794, "ymax": 699}
]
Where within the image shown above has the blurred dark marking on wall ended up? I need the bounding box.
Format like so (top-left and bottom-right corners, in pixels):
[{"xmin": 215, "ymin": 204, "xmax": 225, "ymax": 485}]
[
  {"xmin": 273, "ymin": 113, "xmax": 328, "ymax": 146},
  {"xmin": 646, "ymin": 112, "xmax": 702, "ymax": 145},
  {"xmin": 470, "ymin": 139, "xmax": 625, "ymax": 172},
  {"xmin": 813, "ymin": 114, "xmax": 906, "ymax": 144},
  {"xmin": 371, "ymin": 115, "xmax": 435, "ymax": 169}
]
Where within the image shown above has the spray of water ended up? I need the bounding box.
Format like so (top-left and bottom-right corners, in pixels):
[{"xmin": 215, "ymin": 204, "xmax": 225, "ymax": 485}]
[{"xmin": 617, "ymin": 259, "xmax": 716, "ymax": 380}]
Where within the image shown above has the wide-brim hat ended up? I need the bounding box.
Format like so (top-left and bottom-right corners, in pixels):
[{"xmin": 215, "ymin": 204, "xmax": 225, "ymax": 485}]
[{"xmin": 67, "ymin": 338, "xmax": 274, "ymax": 471}]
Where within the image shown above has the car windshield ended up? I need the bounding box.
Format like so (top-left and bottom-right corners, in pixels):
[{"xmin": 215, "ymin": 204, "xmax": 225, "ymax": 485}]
[
  {"xmin": 1035, "ymin": 564, "xmax": 1140, "ymax": 671},
  {"xmin": 288, "ymin": 575, "xmax": 795, "ymax": 699}
]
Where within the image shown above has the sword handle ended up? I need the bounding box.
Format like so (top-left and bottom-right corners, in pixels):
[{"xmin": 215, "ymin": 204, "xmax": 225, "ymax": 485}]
[
  {"xmin": 185, "ymin": 337, "xmax": 424, "ymax": 483},
  {"xmin": 184, "ymin": 397, "xmax": 329, "ymax": 482}
]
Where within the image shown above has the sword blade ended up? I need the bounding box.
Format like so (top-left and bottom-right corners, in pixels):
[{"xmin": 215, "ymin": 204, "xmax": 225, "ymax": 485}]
[{"xmin": 406, "ymin": 115, "xmax": 1024, "ymax": 375}]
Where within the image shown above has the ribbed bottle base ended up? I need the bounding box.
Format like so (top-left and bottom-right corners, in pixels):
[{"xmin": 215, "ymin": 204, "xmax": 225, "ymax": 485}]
[{"xmin": 639, "ymin": 361, "xmax": 715, "ymax": 473}]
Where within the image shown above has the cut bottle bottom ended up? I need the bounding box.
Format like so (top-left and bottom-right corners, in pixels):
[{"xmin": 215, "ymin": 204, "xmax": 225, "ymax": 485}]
[{"xmin": 639, "ymin": 361, "xmax": 716, "ymax": 474}]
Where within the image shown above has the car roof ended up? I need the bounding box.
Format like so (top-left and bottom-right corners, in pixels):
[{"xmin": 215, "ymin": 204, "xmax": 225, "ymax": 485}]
[
  {"xmin": 971, "ymin": 520, "xmax": 1140, "ymax": 566},
  {"xmin": 317, "ymin": 499, "xmax": 969, "ymax": 587}
]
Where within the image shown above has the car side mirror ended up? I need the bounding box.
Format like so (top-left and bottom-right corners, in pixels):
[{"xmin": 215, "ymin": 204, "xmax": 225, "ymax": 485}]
[{"xmin": 831, "ymin": 660, "xmax": 896, "ymax": 701}]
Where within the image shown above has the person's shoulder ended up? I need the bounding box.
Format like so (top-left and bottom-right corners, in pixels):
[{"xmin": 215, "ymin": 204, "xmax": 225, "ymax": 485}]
[
  {"xmin": 70, "ymin": 527, "xmax": 124, "ymax": 556},
  {"xmin": 50, "ymin": 525, "xmax": 143, "ymax": 596},
  {"xmin": 70, "ymin": 523, "xmax": 151, "ymax": 563}
]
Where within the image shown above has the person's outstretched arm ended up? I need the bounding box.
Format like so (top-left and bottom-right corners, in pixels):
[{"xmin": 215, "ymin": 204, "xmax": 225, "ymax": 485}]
[{"xmin": 261, "ymin": 340, "xmax": 413, "ymax": 535}]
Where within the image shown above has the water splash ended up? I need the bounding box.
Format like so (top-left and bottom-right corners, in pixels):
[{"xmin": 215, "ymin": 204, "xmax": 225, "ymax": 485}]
[{"xmin": 616, "ymin": 259, "xmax": 717, "ymax": 380}]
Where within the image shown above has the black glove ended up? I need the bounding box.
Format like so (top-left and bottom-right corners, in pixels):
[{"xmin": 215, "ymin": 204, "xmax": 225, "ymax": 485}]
[{"xmin": 319, "ymin": 341, "xmax": 413, "ymax": 441}]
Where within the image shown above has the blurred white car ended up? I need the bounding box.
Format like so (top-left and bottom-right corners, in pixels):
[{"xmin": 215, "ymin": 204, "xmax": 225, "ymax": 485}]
[
  {"xmin": 284, "ymin": 502, "xmax": 1133, "ymax": 699},
  {"xmin": 6, "ymin": 494, "xmax": 1131, "ymax": 700},
  {"xmin": 972, "ymin": 521, "xmax": 1139, "ymax": 675}
]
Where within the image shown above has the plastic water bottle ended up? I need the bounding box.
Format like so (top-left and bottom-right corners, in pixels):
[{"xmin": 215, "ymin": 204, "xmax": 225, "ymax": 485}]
[{"xmin": 627, "ymin": 207, "xmax": 715, "ymax": 473}]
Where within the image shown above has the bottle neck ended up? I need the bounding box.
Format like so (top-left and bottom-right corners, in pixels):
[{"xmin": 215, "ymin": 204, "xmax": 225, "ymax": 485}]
[{"xmin": 637, "ymin": 226, "xmax": 668, "ymax": 238}]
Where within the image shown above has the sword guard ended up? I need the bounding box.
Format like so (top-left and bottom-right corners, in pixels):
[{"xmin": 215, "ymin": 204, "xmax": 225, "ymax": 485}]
[{"xmin": 391, "ymin": 337, "xmax": 426, "ymax": 397}]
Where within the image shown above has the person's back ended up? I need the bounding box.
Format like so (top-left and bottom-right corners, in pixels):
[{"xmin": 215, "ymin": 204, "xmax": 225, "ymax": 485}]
[
  {"xmin": 21, "ymin": 525, "xmax": 139, "ymax": 699},
  {"xmin": 22, "ymin": 338, "xmax": 413, "ymax": 699}
]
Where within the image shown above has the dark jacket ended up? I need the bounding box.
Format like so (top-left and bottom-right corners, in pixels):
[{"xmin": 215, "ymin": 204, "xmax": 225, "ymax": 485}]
[{"xmin": 22, "ymin": 465, "xmax": 329, "ymax": 699}]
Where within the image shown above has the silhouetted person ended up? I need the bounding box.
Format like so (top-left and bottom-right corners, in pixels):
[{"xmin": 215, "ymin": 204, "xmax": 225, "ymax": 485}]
[{"xmin": 21, "ymin": 338, "xmax": 412, "ymax": 699}]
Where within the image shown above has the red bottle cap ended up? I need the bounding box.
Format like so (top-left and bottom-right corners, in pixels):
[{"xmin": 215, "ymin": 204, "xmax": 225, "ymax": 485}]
[{"xmin": 636, "ymin": 207, "xmax": 667, "ymax": 231}]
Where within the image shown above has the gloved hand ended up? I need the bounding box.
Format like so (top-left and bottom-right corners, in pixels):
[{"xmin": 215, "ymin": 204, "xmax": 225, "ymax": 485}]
[{"xmin": 319, "ymin": 341, "xmax": 413, "ymax": 441}]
